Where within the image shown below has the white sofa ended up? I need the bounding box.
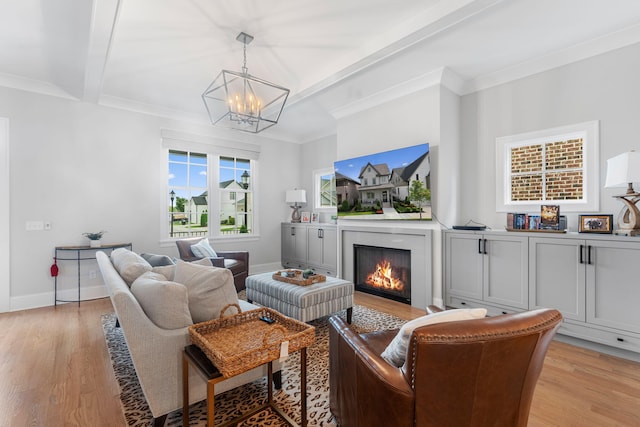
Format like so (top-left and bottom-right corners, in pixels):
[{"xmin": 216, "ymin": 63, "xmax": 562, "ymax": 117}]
[{"xmin": 96, "ymin": 250, "xmax": 281, "ymax": 427}]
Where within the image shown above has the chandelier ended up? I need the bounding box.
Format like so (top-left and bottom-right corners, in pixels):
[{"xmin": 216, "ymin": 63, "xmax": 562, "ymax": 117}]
[{"xmin": 202, "ymin": 32, "xmax": 290, "ymax": 133}]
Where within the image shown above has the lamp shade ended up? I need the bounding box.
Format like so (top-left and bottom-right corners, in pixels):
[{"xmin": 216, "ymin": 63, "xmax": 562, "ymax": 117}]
[
  {"xmin": 605, "ymin": 151, "xmax": 640, "ymax": 188},
  {"xmin": 286, "ymin": 189, "xmax": 306, "ymax": 204}
]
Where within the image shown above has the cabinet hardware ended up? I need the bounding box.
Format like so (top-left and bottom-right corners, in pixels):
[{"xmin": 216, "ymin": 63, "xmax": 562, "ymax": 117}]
[
  {"xmin": 483, "ymin": 239, "xmax": 488, "ymax": 254},
  {"xmin": 460, "ymin": 301, "xmax": 467, "ymax": 305},
  {"xmin": 587, "ymin": 245, "xmax": 592, "ymax": 265},
  {"xmin": 579, "ymin": 244, "xmax": 584, "ymax": 264},
  {"xmin": 478, "ymin": 239, "xmax": 482, "ymax": 254},
  {"xmin": 318, "ymin": 229, "xmax": 324, "ymax": 238},
  {"xmin": 291, "ymin": 228, "xmax": 295, "ymax": 236},
  {"xmin": 501, "ymin": 311, "xmax": 507, "ymax": 315},
  {"xmin": 617, "ymin": 337, "xmax": 625, "ymax": 342}
]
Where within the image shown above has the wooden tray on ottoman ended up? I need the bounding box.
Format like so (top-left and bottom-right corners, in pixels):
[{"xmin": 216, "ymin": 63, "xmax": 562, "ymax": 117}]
[
  {"xmin": 188, "ymin": 304, "xmax": 316, "ymax": 377},
  {"xmin": 272, "ymin": 269, "xmax": 326, "ymax": 286}
]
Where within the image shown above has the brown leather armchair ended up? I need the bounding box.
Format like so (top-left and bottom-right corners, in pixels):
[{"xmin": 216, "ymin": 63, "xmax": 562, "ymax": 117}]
[
  {"xmin": 175, "ymin": 237, "xmax": 249, "ymax": 292},
  {"xmin": 329, "ymin": 307, "xmax": 562, "ymax": 427}
]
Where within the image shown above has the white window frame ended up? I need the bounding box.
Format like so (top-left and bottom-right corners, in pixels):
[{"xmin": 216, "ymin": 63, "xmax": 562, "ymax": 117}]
[
  {"xmin": 160, "ymin": 130, "xmax": 261, "ymax": 243},
  {"xmin": 313, "ymin": 167, "xmax": 337, "ymax": 212},
  {"xmin": 496, "ymin": 121, "xmax": 599, "ymax": 213}
]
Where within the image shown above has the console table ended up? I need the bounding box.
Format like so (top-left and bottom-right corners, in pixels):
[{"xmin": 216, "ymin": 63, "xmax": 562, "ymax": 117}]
[{"xmin": 54, "ymin": 242, "xmax": 132, "ymax": 306}]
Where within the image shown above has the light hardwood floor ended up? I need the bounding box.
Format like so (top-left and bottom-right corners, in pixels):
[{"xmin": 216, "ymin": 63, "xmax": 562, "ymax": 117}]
[{"xmin": 1, "ymin": 294, "xmax": 639, "ymax": 426}]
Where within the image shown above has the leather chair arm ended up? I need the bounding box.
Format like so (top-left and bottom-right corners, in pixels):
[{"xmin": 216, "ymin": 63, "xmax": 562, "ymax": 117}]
[
  {"xmin": 209, "ymin": 257, "xmax": 225, "ymax": 268},
  {"xmin": 329, "ymin": 315, "xmax": 414, "ymax": 426},
  {"xmin": 426, "ymin": 304, "xmax": 444, "ymax": 314},
  {"xmin": 215, "ymin": 251, "xmax": 249, "ymax": 264}
]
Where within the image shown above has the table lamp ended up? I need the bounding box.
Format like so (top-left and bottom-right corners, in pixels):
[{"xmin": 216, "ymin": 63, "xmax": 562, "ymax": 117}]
[
  {"xmin": 286, "ymin": 189, "xmax": 306, "ymax": 223},
  {"xmin": 604, "ymin": 151, "xmax": 640, "ymax": 236}
]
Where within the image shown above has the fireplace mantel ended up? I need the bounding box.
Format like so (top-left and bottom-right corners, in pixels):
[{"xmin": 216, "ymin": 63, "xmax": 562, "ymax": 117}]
[{"xmin": 339, "ymin": 224, "xmax": 432, "ymax": 309}]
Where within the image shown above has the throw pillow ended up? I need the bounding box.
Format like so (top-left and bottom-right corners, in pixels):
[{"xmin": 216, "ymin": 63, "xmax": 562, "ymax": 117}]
[
  {"xmin": 381, "ymin": 308, "xmax": 488, "ymax": 367},
  {"xmin": 140, "ymin": 252, "xmax": 175, "ymax": 267},
  {"xmin": 189, "ymin": 238, "xmax": 217, "ymax": 258},
  {"xmin": 131, "ymin": 272, "xmax": 193, "ymax": 329},
  {"xmin": 110, "ymin": 248, "xmax": 152, "ymax": 286},
  {"xmin": 173, "ymin": 260, "xmax": 238, "ymax": 323},
  {"xmin": 152, "ymin": 264, "xmax": 176, "ymax": 281}
]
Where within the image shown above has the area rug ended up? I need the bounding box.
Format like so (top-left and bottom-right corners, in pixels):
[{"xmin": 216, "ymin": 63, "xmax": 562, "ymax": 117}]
[{"xmin": 102, "ymin": 304, "xmax": 406, "ymax": 426}]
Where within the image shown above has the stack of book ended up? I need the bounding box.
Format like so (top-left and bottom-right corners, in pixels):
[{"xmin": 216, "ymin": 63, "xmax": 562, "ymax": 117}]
[{"xmin": 507, "ymin": 205, "xmax": 565, "ymax": 231}]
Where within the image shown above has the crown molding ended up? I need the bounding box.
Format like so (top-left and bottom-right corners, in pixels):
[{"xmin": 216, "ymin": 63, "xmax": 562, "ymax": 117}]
[
  {"xmin": 464, "ymin": 22, "xmax": 640, "ymax": 95},
  {"xmin": 330, "ymin": 67, "xmax": 465, "ymax": 119},
  {"xmin": 0, "ymin": 73, "xmax": 77, "ymax": 101}
]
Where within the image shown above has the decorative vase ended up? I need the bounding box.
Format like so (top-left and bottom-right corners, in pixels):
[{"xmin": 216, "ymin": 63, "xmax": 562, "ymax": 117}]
[{"xmin": 90, "ymin": 239, "xmax": 101, "ymax": 248}]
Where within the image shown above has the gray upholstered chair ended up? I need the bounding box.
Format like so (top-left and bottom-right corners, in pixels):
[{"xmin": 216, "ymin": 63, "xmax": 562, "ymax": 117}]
[{"xmin": 175, "ymin": 237, "xmax": 249, "ymax": 291}]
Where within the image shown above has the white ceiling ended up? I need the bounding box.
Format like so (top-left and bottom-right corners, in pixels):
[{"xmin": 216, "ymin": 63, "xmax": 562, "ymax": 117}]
[{"xmin": 3, "ymin": 0, "xmax": 640, "ymax": 142}]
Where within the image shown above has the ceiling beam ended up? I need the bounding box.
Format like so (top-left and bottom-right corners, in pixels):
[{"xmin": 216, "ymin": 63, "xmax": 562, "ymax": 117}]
[{"xmin": 83, "ymin": 0, "xmax": 122, "ymax": 103}]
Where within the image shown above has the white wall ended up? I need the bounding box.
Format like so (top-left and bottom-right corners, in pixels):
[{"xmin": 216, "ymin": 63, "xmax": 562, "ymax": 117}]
[
  {"xmin": 299, "ymin": 134, "xmax": 337, "ymax": 223},
  {"xmin": 329, "ymin": 84, "xmax": 460, "ymax": 306},
  {"xmin": 1, "ymin": 87, "xmax": 300, "ymax": 310},
  {"xmin": 460, "ymin": 42, "xmax": 640, "ymax": 230}
]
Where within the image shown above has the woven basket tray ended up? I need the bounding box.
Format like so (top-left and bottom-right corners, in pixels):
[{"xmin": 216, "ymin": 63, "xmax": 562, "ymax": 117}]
[
  {"xmin": 188, "ymin": 304, "xmax": 316, "ymax": 377},
  {"xmin": 272, "ymin": 269, "xmax": 326, "ymax": 286}
]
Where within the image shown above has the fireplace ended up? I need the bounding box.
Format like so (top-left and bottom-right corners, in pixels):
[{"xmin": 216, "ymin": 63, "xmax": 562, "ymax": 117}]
[{"xmin": 354, "ymin": 244, "xmax": 411, "ymax": 304}]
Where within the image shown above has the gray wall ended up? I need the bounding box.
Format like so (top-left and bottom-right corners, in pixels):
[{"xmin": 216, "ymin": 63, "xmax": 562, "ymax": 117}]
[{"xmin": 460, "ymin": 42, "xmax": 640, "ymax": 230}]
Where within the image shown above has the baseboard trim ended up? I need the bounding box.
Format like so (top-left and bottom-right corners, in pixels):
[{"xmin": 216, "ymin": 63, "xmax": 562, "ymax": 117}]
[{"xmin": 11, "ymin": 285, "xmax": 108, "ymax": 312}]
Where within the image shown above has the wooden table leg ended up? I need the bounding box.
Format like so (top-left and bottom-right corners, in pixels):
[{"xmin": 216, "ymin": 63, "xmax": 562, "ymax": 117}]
[
  {"xmin": 207, "ymin": 380, "xmax": 215, "ymax": 427},
  {"xmin": 301, "ymin": 348, "xmax": 307, "ymax": 427},
  {"xmin": 182, "ymin": 352, "xmax": 189, "ymax": 427}
]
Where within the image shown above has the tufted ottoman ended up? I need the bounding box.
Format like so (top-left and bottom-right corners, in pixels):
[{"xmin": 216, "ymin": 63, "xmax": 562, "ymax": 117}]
[{"xmin": 246, "ymin": 272, "xmax": 354, "ymax": 323}]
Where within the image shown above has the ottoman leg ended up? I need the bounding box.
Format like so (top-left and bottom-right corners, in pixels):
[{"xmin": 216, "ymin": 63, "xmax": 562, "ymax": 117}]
[{"xmin": 346, "ymin": 307, "xmax": 353, "ymax": 324}]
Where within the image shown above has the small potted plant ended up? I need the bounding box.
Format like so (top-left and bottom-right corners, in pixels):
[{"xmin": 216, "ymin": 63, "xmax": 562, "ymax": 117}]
[{"xmin": 83, "ymin": 231, "xmax": 106, "ymax": 248}]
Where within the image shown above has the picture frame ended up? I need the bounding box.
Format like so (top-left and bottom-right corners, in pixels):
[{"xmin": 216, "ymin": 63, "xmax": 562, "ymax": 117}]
[
  {"xmin": 579, "ymin": 214, "xmax": 613, "ymax": 234},
  {"xmin": 311, "ymin": 212, "xmax": 320, "ymax": 223},
  {"xmin": 301, "ymin": 212, "xmax": 311, "ymax": 223}
]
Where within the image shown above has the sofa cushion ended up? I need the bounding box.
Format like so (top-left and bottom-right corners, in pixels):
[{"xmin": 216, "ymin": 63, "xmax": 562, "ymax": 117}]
[
  {"xmin": 140, "ymin": 252, "xmax": 175, "ymax": 267},
  {"xmin": 110, "ymin": 248, "xmax": 152, "ymax": 286},
  {"xmin": 130, "ymin": 271, "xmax": 193, "ymax": 329},
  {"xmin": 174, "ymin": 260, "xmax": 238, "ymax": 323},
  {"xmin": 381, "ymin": 308, "xmax": 487, "ymax": 367},
  {"xmin": 189, "ymin": 238, "xmax": 217, "ymax": 258}
]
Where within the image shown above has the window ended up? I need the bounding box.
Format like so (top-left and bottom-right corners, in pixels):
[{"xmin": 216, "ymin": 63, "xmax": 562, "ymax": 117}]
[
  {"xmin": 496, "ymin": 121, "xmax": 599, "ymax": 212},
  {"xmin": 163, "ymin": 129, "xmax": 261, "ymax": 240},
  {"xmin": 219, "ymin": 156, "xmax": 252, "ymax": 235},
  {"xmin": 168, "ymin": 150, "xmax": 208, "ymax": 238},
  {"xmin": 313, "ymin": 168, "xmax": 337, "ymax": 211}
]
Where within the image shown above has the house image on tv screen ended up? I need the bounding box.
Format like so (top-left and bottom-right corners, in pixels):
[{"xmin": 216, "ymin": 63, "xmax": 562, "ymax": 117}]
[{"xmin": 334, "ymin": 143, "xmax": 431, "ymax": 220}]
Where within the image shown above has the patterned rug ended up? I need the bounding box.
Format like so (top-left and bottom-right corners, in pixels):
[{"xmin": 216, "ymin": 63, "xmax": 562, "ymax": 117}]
[{"xmin": 102, "ymin": 304, "xmax": 406, "ymax": 426}]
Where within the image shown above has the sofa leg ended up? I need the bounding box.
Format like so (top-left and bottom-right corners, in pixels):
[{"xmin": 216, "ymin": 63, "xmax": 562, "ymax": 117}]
[
  {"xmin": 273, "ymin": 371, "xmax": 282, "ymax": 389},
  {"xmin": 152, "ymin": 414, "xmax": 167, "ymax": 427}
]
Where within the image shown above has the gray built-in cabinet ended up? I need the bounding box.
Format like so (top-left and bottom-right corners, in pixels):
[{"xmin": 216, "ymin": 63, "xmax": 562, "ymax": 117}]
[
  {"xmin": 281, "ymin": 223, "xmax": 337, "ymax": 276},
  {"xmin": 445, "ymin": 230, "xmax": 640, "ymax": 355}
]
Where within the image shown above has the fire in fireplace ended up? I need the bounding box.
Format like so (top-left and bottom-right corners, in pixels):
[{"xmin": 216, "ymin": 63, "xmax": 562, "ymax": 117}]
[{"xmin": 354, "ymin": 244, "xmax": 411, "ymax": 304}]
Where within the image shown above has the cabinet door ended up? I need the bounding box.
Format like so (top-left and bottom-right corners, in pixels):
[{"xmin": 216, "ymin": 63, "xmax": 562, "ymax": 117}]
[
  {"xmin": 307, "ymin": 227, "xmax": 337, "ymax": 275},
  {"xmin": 483, "ymin": 234, "xmax": 528, "ymax": 309},
  {"xmin": 320, "ymin": 227, "xmax": 337, "ymax": 274},
  {"xmin": 307, "ymin": 226, "xmax": 323, "ymax": 267},
  {"xmin": 529, "ymin": 237, "xmax": 585, "ymax": 321},
  {"xmin": 281, "ymin": 224, "xmax": 307, "ymax": 268},
  {"xmin": 586, "ymin": 240, "xmax": 640, "ymax": 334},
  {"xmin": 445, "ymin": 233, "xmax": 483, "ymax": 300}
]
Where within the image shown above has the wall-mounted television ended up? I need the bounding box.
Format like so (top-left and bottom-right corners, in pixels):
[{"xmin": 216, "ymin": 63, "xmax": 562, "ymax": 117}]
[{"xmin": 334, "ymin": 143, "xmax": 431, "ymax": 220}]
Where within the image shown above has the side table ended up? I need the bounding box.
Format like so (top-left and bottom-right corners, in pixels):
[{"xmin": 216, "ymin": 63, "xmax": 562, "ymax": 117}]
[
  {"xmin": 54, "ymin": 242, "xmax": 132, "ymax": 306},
  {"xmin": 182, "ymin": 344, "xmax": 308, "ymax": 427}
]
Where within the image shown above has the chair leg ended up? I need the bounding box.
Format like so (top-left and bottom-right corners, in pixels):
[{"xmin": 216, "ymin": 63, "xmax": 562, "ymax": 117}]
[
  {"xmin": 273, "ymin": 370, "xmax": 282, "ymax": 389},
  {"xmin": 115, "ymin": 317, "xmax": 120, "ymax": 328},
  {"xmin": 152, "ymin": 414, "xmax": 167, "ymax": 427}
]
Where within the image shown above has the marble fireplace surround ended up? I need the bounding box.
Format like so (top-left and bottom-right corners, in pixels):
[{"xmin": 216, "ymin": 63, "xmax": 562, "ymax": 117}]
[{"xmin": 339, "ymin": 224, "xmax": 432, "ymax": 309}]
